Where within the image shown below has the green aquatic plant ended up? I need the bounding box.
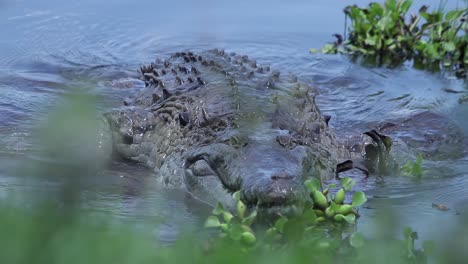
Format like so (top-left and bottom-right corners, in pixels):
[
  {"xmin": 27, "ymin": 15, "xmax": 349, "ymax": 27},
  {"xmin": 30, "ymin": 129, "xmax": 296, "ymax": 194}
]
[
  {"xmin": 305, "ymin": 177, "xmax": 367, "ymax": 224},
  {"xmin": 402, "ymin": 153, "xmax": 423, "ymax": 177},
  {"xmin": 204, "ymin": 191, "xmax": 258, "ymax": 247},
  {"xmin": 204, "ymin": 177, "xmax": 367, "ymax": 251},
  {"xmin": 201, "ymin": 188, "xmax": 438, "ymax": 262},
  {"xmin": 313, "ymin": 0, "xmax": 467, "ymax": 78}
]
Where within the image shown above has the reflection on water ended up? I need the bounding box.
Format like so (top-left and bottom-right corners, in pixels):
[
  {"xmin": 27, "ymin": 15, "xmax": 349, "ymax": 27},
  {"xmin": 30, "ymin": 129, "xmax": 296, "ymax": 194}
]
[{"xmin": 0, "ymin": 0, "xmax": 467, "ymax": 242}]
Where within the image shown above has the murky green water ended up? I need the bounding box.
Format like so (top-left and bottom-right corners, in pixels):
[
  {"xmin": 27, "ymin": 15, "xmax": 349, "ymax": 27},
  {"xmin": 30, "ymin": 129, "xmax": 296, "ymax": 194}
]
[{"xmin": 0, "ymin": 0, "xmax": 467, "ymax": 242}]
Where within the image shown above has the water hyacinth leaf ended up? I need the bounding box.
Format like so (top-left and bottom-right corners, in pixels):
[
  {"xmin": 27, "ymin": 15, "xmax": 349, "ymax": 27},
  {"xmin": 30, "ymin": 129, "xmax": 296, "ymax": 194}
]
[
  {"xmin": 212, "ymin": 202, "xmax": 224, "ymax": 215},
  {"xmin": 377, "ymin": 16, "xmax": 393, "ymax": 31},
  {"xmin": 236, "ymin": 200, "xmax": 246, "ymax": 219},
  {"xmin": 385, "ymin": 38, "xmax": 394, "ymax": 46},
  {"xmin": 229, "ymin": 223, "xmax": 244, "ymax": 240},
  {"xmin": 325, "ymin": 206, "xmax": 336, "ymax": 218},
  {"xmin": 304, "ymin": 178, "xmax": 321, "ymax": 193},
  {"xmin": 330, "ymin": 202, "xmax": 353, "ymax": 215},
  {"xmin": 358, "ymin": 48, "xmax": 369, "ymax": 54},
  {"xmin": 333, "ymin": 188, "xmax": 345, "ymax": 204},
  {"xmin": 314, "ymin": 209, "xmax": 324, "ymax": 217},
  {"xmin": 321, "ymin": 44, "xmax": 336, "ymax": 54},
  {"xmin": 369, "ymin": 2, "xmax": 384, "ymax": 16},
  {"xmin": 397, "ymin": 35, "xmax": 406, "ymax": 43},
  {"xmin": 384, "ymin": 0, "xmax": 397, "ymax": 12},
  {"xmin": 347, "ymin": 44, "xmax": 358, "ymax": 51},
  {"xmin": 334, "ymin": 214, "xmax": 345, "ymax": 222},
  {"xmin": 443, "ymin": 42, "xmax": 456, "ymax": 52},
  {"xmin": 349, "ymin": 232, "xmax": 365, "ymax": 248},
  {"xmin": 240, "ymin": 232, "xmax": 256, "ymax": 246},
  {"xmin": 343, "ymin": 214, "xmax": 356, "ymax": 224},
  {"xmin": 419, "ymin": 10, "xmax": 429, "ymax": 20},
  {"xmin": 445, "ymin": 9, "xmax": 464, "ymax": 20},
  {"xmin": 329, "ymin": 201, "xmax": 340, "ymax": 212},
  {"xmin": 309, "ymin": 48, "xmax": 318, "ymax": 54},
  {"xmin": 317, "ymin": 216, "xmax": 326, "ymax": 222},
  {"xmin": 365, "ymin": 37, "xmax": 376, "ymax": 46},
  {"xmin": 204, "ymin": 216, "xmax": 221, "ymax": 228},
  {"xmin": 265, "ymin": 227, "xmax": 278, "ymax": 238},
  {"xmin": 352, "ymin": 191, "xmax": 367, "ymax": 207},
  {"xmin": 399, "ymin": 0, "xmax": 412, "ymax": 14},
  {"xmin": 222, "ymin": 212, "xmax": 233, "ymax": 223},
  {"xmin": 322, "ymin": 188, "xmax": 330, "ymax": 196},
  {"xmin": 312, "ymin": 191, "xmax": 329, "ymax": 209},
  {"xmin": 274, "ymin": 217, "xmax": 288, "ymax": 233},
  {"xmin": 219, "ymin": 223, "xmax": 229, "ymax": 232},
  {"xmin": 241, "ymin": 210, "xmax": 257, "ymax": 226},
  {"xmin": 340, "ymin": 177, "xmax": 356, "ymax": 192},
  {"xmin": 232, "ymin": 191, "xmax": 241, "ymax": 201},
  {"xmin": 241, "ymin": 224, "xmax": 253, "ymax": 233}
]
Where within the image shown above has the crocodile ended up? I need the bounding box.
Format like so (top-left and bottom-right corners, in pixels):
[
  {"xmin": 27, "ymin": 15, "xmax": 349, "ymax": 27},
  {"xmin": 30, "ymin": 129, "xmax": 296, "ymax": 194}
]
[{"xmin": 102, "ymin": 49, "xmax": 373, "ymax": 216}]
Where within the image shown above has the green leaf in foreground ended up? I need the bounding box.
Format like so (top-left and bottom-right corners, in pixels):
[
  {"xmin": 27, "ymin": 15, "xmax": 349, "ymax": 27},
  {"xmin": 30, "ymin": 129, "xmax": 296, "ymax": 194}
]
[
  {"xmin": 240, "ymin": 232, "xmax": 256, "ymax": 246},
  {"xmin": 334, "ymin": 214, "xmax": 356, "ymax": 224},
  {"xmin": 204, "ymin": 216, "xmax": 221, "ymax": 228},
  {"xmin": 236, "ymin": 200, "xmax": 246, "ymax": 219},
  {"xmin": 242, "ymin": 210, "xmax": 257, "ymax": 226},
  {"xmin": 222, "ymin": 212, "xmax": 234, "ymax": 223},
  {"xmin": 305, "ymin": 178, "xmax": 321, "ymax": 193},
  {"xmin": 351, "ymin": 191, "xmax": 367, "ymax": 207},
  {"xmin": 212, "ymin": 202, "xmax": 225, "ymax": 215},
  {"xmin": 233, "ymin": 191, "xmax": 241, "ymax": 201},
  {"xmin": 275, "ymin": 217, "xmax": 288, "ymax": 233},
  {"xmin": 340, "ymin": 177, "xmax": 356, "ymax": 192}
]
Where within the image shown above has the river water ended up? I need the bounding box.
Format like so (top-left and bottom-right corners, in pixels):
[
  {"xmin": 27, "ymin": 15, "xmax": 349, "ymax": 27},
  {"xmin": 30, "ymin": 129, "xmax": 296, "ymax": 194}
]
[{"xmin": 0, "ymin": 0, "xmax": 467, "ymax": 243}]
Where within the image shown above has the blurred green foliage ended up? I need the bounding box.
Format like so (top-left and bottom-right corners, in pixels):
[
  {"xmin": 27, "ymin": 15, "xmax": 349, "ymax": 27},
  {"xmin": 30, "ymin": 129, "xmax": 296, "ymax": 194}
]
[{"xmin": 1, "ymin": 202, "xmax": 468, "ymax": 264}]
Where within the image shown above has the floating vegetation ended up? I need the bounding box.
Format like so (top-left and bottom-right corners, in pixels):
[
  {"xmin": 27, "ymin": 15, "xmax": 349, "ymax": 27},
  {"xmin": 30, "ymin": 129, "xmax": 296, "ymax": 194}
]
[
  {"xmin": 312, "ymin": 0, "xmax": 467, "ymax": 78},
  {"xmin": 402, "ymin": 153, "xmax": 423, "ymax": 178},
  {"xmin": 199, "ymin": 177, "xmax": 442, "ymax": 262},
  {"xmin": 204, "ymin": 177, "xmax": 367, "ymax": 249}
]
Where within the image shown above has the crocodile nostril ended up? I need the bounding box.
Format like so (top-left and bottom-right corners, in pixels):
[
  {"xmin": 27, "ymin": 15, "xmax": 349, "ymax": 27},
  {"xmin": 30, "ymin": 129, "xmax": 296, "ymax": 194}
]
[{"xmin": 271, "ymin": 172, "xmax": 293, "ymax": 180}]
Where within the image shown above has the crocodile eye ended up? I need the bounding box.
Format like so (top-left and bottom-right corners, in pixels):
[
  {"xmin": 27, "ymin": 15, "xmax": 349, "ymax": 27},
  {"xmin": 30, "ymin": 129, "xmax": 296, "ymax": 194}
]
[{"xmin": 189, "ymin": 159, "xmax": 216, "ymax": 176}]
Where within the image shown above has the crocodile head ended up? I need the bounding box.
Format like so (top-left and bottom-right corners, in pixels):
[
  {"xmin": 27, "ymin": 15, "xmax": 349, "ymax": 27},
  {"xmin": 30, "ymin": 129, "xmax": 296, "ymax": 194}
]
[
  {"xmin": 104, "ymin": 50, "xmax": 341, "ymax": 217},
  {"xmin": 183, "ymin": 125, "xmax": 325, "ymax": 217}
]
